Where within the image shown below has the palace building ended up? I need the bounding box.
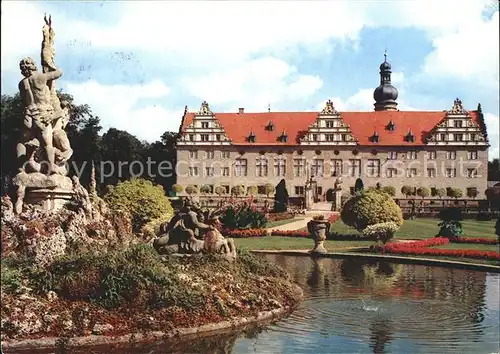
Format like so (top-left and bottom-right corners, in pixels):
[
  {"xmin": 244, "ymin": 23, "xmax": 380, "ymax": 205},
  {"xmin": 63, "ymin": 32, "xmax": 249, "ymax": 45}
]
[{"xmin": 176, "ymin": 56, "xmax": 490, "ymax": 200}]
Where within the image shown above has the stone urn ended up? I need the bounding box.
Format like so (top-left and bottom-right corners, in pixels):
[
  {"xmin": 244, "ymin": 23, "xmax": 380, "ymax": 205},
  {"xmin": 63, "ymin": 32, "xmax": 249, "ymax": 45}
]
[{"xmin": 307, "ymin": 217, "xmax": 331, "ymax": 254}]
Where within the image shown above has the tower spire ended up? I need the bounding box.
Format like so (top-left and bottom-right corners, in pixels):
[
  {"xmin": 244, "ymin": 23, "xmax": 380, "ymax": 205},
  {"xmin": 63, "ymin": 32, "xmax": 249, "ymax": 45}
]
[{"xmin": 373, "ymin": 53, "xmax": 399, "ymax": 111}]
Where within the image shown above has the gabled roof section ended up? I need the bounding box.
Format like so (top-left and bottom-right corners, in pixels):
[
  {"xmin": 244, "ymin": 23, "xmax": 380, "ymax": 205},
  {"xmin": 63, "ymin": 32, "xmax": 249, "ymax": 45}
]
[{"xmin": 179, "ymin": 101, "xmax": 483, "ymax": 146}]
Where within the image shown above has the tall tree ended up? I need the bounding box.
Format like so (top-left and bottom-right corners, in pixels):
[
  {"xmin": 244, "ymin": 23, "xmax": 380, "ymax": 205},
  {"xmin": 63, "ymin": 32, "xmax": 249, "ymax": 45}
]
[{"xmin": 488, "ymin": 158, "xmax": 500, "ymax": 181}]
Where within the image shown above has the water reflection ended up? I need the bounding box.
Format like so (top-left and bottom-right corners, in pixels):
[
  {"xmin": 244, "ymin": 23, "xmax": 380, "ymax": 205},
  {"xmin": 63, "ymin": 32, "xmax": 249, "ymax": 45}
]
[{"xmin": 35, "ymin": 257, "xmax": 500, "ymax": 354}]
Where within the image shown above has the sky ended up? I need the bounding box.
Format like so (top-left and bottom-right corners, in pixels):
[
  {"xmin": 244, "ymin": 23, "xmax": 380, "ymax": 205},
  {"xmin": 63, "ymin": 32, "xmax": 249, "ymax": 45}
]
[{"xmin": 1, "ymin": 0, "xmax": 499, "ymax": 160}]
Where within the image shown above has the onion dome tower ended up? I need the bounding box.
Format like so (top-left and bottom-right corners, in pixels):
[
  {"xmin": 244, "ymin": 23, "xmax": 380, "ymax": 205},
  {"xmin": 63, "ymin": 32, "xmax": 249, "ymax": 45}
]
[{"xmin": 373, "ymin": 52, "xmax": 398, "ymax": 111}]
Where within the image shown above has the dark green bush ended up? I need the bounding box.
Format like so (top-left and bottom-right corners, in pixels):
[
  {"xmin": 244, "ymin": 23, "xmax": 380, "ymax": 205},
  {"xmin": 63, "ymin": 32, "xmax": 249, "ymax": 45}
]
[
  {"xmin": 273, "ymin": 179, "xmax": 289, "ymax": 213},
  {"xmin": 220, "ymin": 205, "xmax": 267, "ymax": 229},
  {"xmin": 354, "ymin": 178, "xmax": 364, "ymax": 193},
  {"xmin": 437, "ymin": 207, "xmax": 463, "ymax": 237}
]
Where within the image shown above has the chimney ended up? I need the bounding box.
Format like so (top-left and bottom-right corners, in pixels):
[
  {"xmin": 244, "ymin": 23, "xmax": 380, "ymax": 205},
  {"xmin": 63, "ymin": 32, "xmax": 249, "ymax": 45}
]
[{"xmin": 238, "ymin": 108, "xmax": 244, "ymax": 114}]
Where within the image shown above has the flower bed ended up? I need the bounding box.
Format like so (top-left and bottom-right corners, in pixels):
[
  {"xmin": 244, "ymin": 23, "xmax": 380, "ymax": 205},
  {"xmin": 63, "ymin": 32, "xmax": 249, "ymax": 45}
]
[
  {"xmin": 381, "ymin": 237, "xmax": 500, "ymax": 261},
  {"xmin": 448, "ymin": 237, "xmax": 499, "ymax": 245},
  {"xmin": 267, "ymin": 212, "xmax": 296, "ymax": 222},
  {"xmin": 271, "ymin": 230, "xmax": 309, "ymax": 238},
  {"xmin": 222, "ymin": 228, "xmax": 268, "ymax": 238}
]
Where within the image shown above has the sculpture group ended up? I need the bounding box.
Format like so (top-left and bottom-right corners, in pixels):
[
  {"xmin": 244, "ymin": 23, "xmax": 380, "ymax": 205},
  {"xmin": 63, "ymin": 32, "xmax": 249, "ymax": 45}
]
[{"xmin": 13, "ymin": 15, "xmax": 74, "ymax": 213}]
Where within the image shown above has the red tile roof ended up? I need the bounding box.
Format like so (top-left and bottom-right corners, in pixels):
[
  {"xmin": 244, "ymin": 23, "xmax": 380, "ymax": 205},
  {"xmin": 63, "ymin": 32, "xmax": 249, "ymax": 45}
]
[{"xmin": 181, "ymin": 110, "xmax": 480, "ymax": 146}]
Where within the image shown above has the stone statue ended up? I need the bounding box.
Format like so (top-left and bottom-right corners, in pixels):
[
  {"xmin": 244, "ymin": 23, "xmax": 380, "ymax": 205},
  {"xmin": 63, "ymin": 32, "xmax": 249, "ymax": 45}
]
[
  {"xmin": 13, "ymin": 15, "xmax": 76, "ymax": 213},
  {"xmin": 153, "ymin": 200, "xmax": 237, "ymax": 260}
]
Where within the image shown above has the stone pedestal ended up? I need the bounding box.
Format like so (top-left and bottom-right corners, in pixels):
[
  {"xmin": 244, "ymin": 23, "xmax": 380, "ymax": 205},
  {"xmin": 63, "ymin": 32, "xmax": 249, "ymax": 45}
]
[
  {"xmin": 305, "ymin": 188, "xmax": 313, "ymax": 211},
  {"xmin": 13, "ymin": 172, "xmax": 74, "ymax": 212}
]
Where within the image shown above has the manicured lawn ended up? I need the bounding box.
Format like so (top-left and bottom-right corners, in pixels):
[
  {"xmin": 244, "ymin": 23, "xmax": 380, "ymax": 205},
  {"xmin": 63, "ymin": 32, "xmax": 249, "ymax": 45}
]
[
  {"xmin": 235, "ymin": 237, "xmax": 374, "ymax": 251},
  {"xmin": 266, "ymin": 218, "xmax": 303, "ymax": 228},
  {"xmin": 330, "ymin": 218, "xmax": 497, "ymax": 239},
  {"xmin": 435, "ymin": 243, "xmax": 499, "ymax": 252}
]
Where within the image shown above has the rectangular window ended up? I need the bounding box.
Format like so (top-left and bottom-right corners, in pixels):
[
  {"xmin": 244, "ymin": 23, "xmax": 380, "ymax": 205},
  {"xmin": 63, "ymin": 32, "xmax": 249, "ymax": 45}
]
[
  {"xmin": 205, "ymin": 167, "xmax": 214, "ymax": 176},
  {"xmin": 188, "ymin": 166, "xmax": 198, "ymax": 176},
  {"xmin": 206, "ymin": 151, "xmax": 214, "ymax": 159},
  {"xmin": 454, "ymin": 134, "xmax": 464, "ymax": 142},
  {"xmin": 222, "ymin": 167, "xmax": 230, "ymax": 176},
  {"xmin": 235, "ymin": 159, "xmax": 247, "ymax": 177},
  {"xmin": 256, "ymin": 157, "xmax": 268, "ymax": 177},
  {"xmin": 470, "ymin": 133, "xmax": 476, "ymax": 141},
  {"xmin": 406, "ymin": 168, "xmax": 417, "ymax": 178},
  {"xmin": 388, "ymin": 151, "xmax": 398, "ymax": 160},
  {"xmin": 216, "ymin": 134, "xmax": 221, "ymax": 141},
  {"xmin": 331, "ymin": 159, "xmax": 343, "ymax": 177},
  {"xmin": 189, "ymin": 151, "xmax": 198, "ymax": 159},
  {"xmin": 200, "ymin": 134, "xmax": 209, "ymax": 142},
  {"xmin": 386, "ymin": 168, "xmax": 397, "ymax": 178},
  {"xmin": 467, "ymin": 187, "xmax": 478, "ymax": 197},
  {"xmin": 467, "ymin": 168, "xmax": 477, "ymax": 178},
  {"xmin": 325, "ymin": 134, "xmax": 335, "ymax": 142},
  {"xmin": 446, "ymin": 151, "xmax": 456, "ymax": 160},
  {"xmin": 295, "ymin": 186, "xmax": 305, "ymax": 195},
  {"xmin": 408, "ymin": 151, "xmax": 418, "ymax": 160},
  {"xmin": 440, "ymin": 133, "xmax": 446, "ymax": 142},
  {"xmin": 221, "ymin": 151, "xmax": 230, "ymax": 159},
  {"xmin": 326, "ymin": 120, "xmax": 334, "ymax": 128},
  {"xmin": 311, "ymin": 159, "xmax": 324, "ymax": 177},
  {"xmin": 274, "ymin": 157, "xmax": 286, "ymax": 177},
  {"xmin": 427, "ymin": 151, "xmax": 437, "ymax": 160},
  {"xmin": 467, "ymin": 151, "xmax": 478, "ymax": 160},
  {"xmin": 348, "ymin": 159, "xmax": 361, "ymax": 177},
  {"xmin": 367, "ymin": 159, "xmax": 380, "ymax": 177},
  {"xmin": 341, "ymin": 134, "xmax": 347, "ymax": 141},
  {"xmin": 427, "ymin": 168, "xmax": 436, "ymax": 178},
  {"xmin": 201, "ymin": 122, "xmax": 209, "ymax": 129},
  {"xmin": 293, "ymin": 159, "xmax": 305, "ymax": 178},
  {"xmin": 446, "ymin": 168, "xmax": 456, "ymax": 178},
  {"xmin": 189, "ymin": 134, "xmax": 194, "ymax": 141},
  {"xmin": 316, "ymin": 186, "xmax": 323, "ymax": 196},
  {"xmin": 454, "ymin": 120, "xmax": 463, "ymax": 128},
  {"xmin": 312, "ymin": 134, "xmax": 318, "ymax": 141}
]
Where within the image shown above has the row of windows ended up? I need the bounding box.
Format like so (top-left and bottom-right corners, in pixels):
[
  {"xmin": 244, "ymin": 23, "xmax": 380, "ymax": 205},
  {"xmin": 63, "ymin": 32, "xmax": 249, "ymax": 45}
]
[
  {"xmin": 188, "ymin": 159, "xmax": 479, "ymax": 178},
  {"xmin": 188, "ymin": 150, "xmax": 479, "ymax": 160}
]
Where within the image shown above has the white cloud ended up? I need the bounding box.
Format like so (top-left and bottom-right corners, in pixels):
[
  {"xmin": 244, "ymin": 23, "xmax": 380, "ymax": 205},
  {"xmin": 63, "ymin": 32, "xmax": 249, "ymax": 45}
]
[
  {"xmin": 65, "ymin": 80, "xmax": 181, "ymax": 141},
  {"xmin": 183, "ymin": 57, "xmax": 323, "ymax": 111},
  {"xmin": 423, "ymin": 11, "xmax": 499, "ymax": 88},
  {"xmin": 484, "ymin": 112, "xmax": 499, "ymax": 160}
]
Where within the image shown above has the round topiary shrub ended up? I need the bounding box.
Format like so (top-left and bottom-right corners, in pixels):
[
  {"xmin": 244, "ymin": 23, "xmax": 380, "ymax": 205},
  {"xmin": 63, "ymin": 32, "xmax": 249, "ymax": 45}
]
[
  {"xmin": 104, "ymin": 178, "xmax": 174, "ymax": 233},
  {"xmin": 341, "ymin": 190, "xmax": 403, "ymax": 231}
]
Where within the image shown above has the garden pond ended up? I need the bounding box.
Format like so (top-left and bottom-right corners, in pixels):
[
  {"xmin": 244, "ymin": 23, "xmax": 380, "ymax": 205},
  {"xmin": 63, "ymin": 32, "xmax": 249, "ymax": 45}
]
[{"xmin": 14, "ymin": 256, "xmax": 500, "ymax": 354}]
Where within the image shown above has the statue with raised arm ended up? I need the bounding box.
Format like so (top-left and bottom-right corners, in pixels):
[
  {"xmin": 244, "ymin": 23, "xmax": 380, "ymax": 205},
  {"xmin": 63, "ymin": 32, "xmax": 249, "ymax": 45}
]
[{"xmin": 13, "ymin": 15, "xmax": 76, "ymax": 213}]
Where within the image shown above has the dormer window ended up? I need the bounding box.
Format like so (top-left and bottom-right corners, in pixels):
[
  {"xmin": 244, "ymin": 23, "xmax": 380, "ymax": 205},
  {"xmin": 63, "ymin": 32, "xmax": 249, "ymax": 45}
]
[
  {"xmin": 248, "ymin": 130, "xmax": 256, "ymax": 143},
  {"xmin": 454, "ymin": 120, "xmax": 463, "ymax": 128},
  {"xmin": 279, "ymin": 131, "xmax": 288, "ymax": 143},
  {"xmin": 266, "ymin": 121, "xmax": 275, "ymax": 131},
  {"xmin": 370, "ymin": 131, "xmax": 379, "ymax": 143},
  {"xmin": 387, "ymin": 120, "xmax": 396, "ymax": 131},
  {"xmin": 405, "ymin": 131, "xmax": 415, "ymax": 143}
]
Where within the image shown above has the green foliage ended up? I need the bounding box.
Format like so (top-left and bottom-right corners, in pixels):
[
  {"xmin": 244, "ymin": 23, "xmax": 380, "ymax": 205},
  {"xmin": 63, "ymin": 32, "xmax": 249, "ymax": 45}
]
[
  {"xmin": 362, "ymin": 221, "xmax": 399, "ymax": 245},
  {"xmin": 416, "ymin": 187, "xmax": 430, "ymax": 198},
  {"xmin": 467, "ymin": 188, "xmax": 479, "ymax": 199},
  {"xmin": 401, "ymin": 185, "xmax": 415, "ymax": 197},
  {"xmin": 185, "ymin": 185, "xmax": 198, "ymax": 195},
  {"xmin": 220, "ymin": 205, "xmax": 267, "ymax": 229},
  {"xmin": 274, "ymin": 179, "xmax": 289, "ymax": 213},
  {"xmin": 0, "ymin": 259, "xmax": 23, "ymax": 294},
  {"xmin": 264, "ymin": 183, "xmax": 275, "ymax": 197},
  {"xmin": 104, "ymin": 178, "xmax": 173, "ymax": 232},
  {"xmin": 435, "ymin": 188, "xmax": 447, "ymax": 198},
  {"xmin": 236, "ymin": 249, "xmax": 288, "ymax": 279},
  {"xmin": 382, "ymin": 186, "xmax": 396, "ymax": 197},
  {"xmin": 341, "ymin": 190, "xmax": 403, "ymax": 231},
  {"xmin": 437, "ymin": 207, "xmax": 463, "ymax": 237},
  {"xmin": 200, "ymin": 184, "xmax": 212, "ymax": 194},
  {"xmin": 214, "ymin": 186, "xmax": 227, "ymax": 195},
  {"xmin": 485, "ymin": 187, "xmax": 500, "ymax": 200},
  {"xmin": 172, "ymin": 184, "xmax": 183, "ymax": 194},
  {"xmin": 30, "ymin": 244, "xmax": 204, "ymax": 309},
  {"xmin": 247, "ymin": 185, "xmax": 258, "ymax": 196},
  {"xmin": 354, "ymin": 178, "xmax": 364, "ymax": 192},
  {"xmin": 231, "ymin": 185, "xmax": 245, "ymax": 196},
  {"xmin": 447, "ymin": 187, "xmax": 463, "ymax": 199},
  {"xmin": 495, "ymin": 218, "xmax": 500, "ymax": 237}
]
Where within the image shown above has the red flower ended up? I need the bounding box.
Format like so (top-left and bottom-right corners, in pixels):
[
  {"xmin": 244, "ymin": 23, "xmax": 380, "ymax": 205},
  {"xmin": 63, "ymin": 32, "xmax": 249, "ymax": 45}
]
[{"xmin": 449, "ymin": 237, "xmax": 499, "ymax": 245}]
